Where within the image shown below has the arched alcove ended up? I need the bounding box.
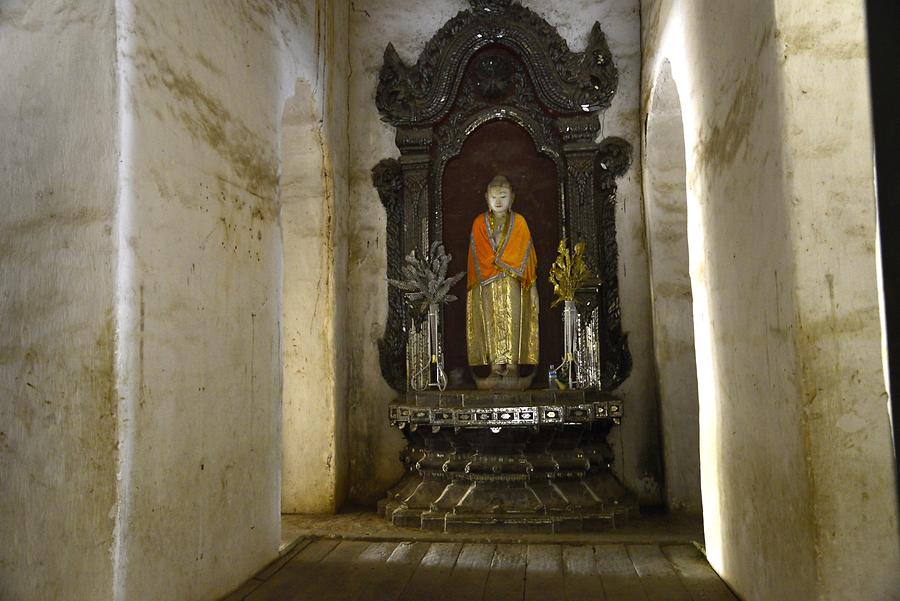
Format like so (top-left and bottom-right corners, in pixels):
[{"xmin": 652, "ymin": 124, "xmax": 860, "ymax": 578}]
[
  {"xmin": 280, "ymin": 78, "xmax": 347, "ymax": 513},
  {"xmin": 643, "ymin": 60, "xmax": 701, "ymax": 513}
]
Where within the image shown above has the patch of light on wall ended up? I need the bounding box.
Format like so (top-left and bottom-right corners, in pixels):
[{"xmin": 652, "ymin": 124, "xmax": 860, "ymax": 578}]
[
  {"xmin": 690, "ymin": 263, "xmax": 724, "ymax": 574},
  {"xmin": 649, "ymin": 2, "xmax": 727, "ymax": 576},
  {"xmin": 682, "ymin": 103, "xmax": 724, "ymax": 575},
  {"xmin": 113, "ymin": 0, "xmax": 138, "ymax": 598},
  {"xmin": 873, "ymin": 173, "xmax": 895, "ymax": 452}
]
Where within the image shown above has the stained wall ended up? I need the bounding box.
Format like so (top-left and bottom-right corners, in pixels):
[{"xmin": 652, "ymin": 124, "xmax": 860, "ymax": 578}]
[
  {"xmin": 115, "ymin": 3, "xmax": 279, "ymax": 597},
  {"xmin": 281, "ymin": 2, "xmax": 352, "ymax": 514},
  {"xmin": 115, "ymin": 1, "xmax": 348, "ymax": 598},
  {"xmin": 0, "ymin": 1, "xmax": 119, "ymax": 599},
  {"xmin": 2, "ymin": 0, "xmax": 348, "ymax": 599},
  {"xmin": 777, "ymin": 1, "xmax": 899, "ymax": 597},
  {"xmin": 642, "ymin": 0, "xmax": 899, "ymax": 599},
  {"xmin": 346, "ymin": 0, "xmax": 661, "ymax": 505}
]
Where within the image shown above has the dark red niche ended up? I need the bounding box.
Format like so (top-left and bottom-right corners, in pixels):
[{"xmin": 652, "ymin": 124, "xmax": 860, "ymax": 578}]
[{"xmin": 441, "ymin": 119, "xmax": 562, "ymax": 385}]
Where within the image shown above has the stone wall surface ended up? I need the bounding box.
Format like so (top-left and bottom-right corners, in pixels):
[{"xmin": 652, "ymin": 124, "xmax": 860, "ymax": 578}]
[
  {"xmin": 775, "ymin": 0, "xmax": 900, "ymax": 598},
  {"xmin": 641, "ymin": 0, "xmax": 899, "ymax": 599},
  {"xmin": 114, "ymin": 2, "xmax": 282, "ymax": 598},
  {"xmin": 114, "ymin": 1, "xmax": 342, "ymax": 599},
  {"xmin": 345, "ymin": 0, "xmax": 661, "ymax": 505},
  {"xmin": 0, "ymin": 1, "xmax": 119, "ymax": 599},
  {"xmin": 1, "ymin": 0, "xmax": 348, "ymax": 598},
  {"xmin": 280, "ymin": 0, "xmax": 351, "ymax": 516}
]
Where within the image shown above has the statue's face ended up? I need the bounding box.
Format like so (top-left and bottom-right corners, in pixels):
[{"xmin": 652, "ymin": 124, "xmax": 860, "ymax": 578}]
[{"xmin": 486, "ymin": 184, "xmax": 513, "ymax": 216}]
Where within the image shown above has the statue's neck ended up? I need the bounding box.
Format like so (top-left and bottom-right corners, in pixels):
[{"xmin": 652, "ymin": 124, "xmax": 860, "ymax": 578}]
[
  {"xmin": 489, "ymin": 210, "xmax": 510, "ymax": 224},
  {"xmin": 489, "ymin": 211, "xmax": 511, "ymax": 246}
]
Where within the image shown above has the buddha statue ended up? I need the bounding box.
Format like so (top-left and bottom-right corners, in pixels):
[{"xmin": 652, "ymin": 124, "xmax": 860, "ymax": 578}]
[{"xmin": 466, "ymin": 175, "xmax": 539, "ymax": 389}]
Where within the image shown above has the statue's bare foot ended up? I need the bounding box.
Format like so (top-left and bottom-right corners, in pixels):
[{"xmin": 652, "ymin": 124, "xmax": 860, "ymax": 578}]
[{"xmin": 491, "ymin": 364, "xmax": 508, "ymax": 377}]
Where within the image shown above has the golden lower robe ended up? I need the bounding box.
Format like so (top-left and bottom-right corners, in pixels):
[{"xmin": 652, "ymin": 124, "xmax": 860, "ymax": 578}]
[{"xmin": 466, "ymin": 211, "xmax": 539, "ymax": 366}]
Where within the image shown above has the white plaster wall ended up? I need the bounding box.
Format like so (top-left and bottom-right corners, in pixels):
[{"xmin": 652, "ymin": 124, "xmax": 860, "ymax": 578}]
[
  {"xmin": 3, "ymin": 1, "xmax": 346, "ymax": 599},
  {"xmin": 643, "ymin": 61, "xmax": 701, "ymax": 514},
  {"xmin": 281, "ymin": 0, "xmax": 352, "ymax": 514},
  {"xmin": 326, "ymin": 1, "xmax": 352, "ymax": 516},
  {"xmin": 347, "ymin": 0, "xmax": 659, "ymax": 505},
  {"xmin": 115, "ymin": 2, "xmax": 328, "ymax": 598},
  {"xmin": 776, "ymin": 1, "xmax": 900, "ymax": 597},
  {"xmin": 0, "ymin": 1, "xmax": 119, "ymax": 599},
  {"xmin": 281, "ymin": 81, "xmax": 342, "ymax": 512},
  {"xmin": 642, "ymin": 0, "xmax": 900, "ymax": 599}
]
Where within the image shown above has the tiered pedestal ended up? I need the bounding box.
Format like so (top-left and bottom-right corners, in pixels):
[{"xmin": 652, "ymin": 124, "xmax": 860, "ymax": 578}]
[{"xmin": 378, "ymin": 390, "xmax": 636, "ymax": 533}]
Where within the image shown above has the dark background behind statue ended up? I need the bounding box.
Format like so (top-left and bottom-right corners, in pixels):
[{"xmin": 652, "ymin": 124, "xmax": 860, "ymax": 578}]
[{"xmin": 442, "ymin": 120, "xmax": 561, "ymax": 384}]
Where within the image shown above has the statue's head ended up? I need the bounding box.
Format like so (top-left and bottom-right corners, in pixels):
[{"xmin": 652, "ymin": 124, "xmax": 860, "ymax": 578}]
[{"xmin": 485, "ymin": 174, "xmax": 514, "ymax": 216}]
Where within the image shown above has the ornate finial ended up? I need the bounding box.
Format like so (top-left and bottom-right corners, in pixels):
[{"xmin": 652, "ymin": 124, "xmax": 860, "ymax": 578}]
[
  {"xmin": 468, "ymin": 0, "xmax": 513, "ymax": 13},
  {"xmin": 376, "ymin": 43, "xmax": 414, "ymax": 120}
]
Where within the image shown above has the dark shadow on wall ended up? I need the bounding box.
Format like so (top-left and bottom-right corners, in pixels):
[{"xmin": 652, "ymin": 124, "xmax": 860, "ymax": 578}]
[{"xmin": 866, "ymin": 0, "xmax": 900, "ymax": 493}]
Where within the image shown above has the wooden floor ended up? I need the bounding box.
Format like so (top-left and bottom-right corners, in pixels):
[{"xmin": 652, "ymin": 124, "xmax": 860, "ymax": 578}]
[{"xmin": 223, "ymin": 538, "xmax": 738, "ymax": 601}]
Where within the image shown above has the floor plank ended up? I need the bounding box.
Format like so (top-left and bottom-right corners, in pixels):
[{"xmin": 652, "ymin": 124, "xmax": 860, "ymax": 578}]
[
  {"xmin": 562, "ymin": 545, "xmax": 606, "ymax": 601},
  {"xmin": 245, "ymin": 539, "xmax": 340, "ymax": 601},
  {"xmin": 627, "ymin": 544, "xmax": 692, "ymax": 601},
  {"xmin": 254, "ymin": 539, "xmax": 313, "ymax": 581},
  {"xmin": 483, "ymin": 543, "xmax": 527, "ymax": 601},
  {"xmin": 281, "ymin": 511, "xmax": 704, "ymax": 546},
  {"xmin": 661, "ymin": 545, "xmax": 738, "ymax": 601},
  {"xmin": 593, "ymin": 545, "xmax": 647, "ymax": 601},
  {"xmin": 234, "ymin": 537, "xmax": 732, "ymax": 601},
  {"xmin": 398, "ymin": 542, "xmax": 464, "ymax": 601},
  {"xmin": 219, "ymin": 578, "xmax": 265, "ymax": 601},
  {"xmin": 293, "ymin": 540, "xmax": 374, "ymax": 600},
  {"xmin": 437, "ymin": 543, "xmax": 495, "ymax": 601},
  {"xmin": 346, "ymin": 542, "xmax": 402, "ymax": 601},
  {"xmin": 525, "ymin": 544, "xmax": 565, "ymax": 601},
  {"xmin": 357, "ymin": 541, "xmax": 431, "ymax": 601}
]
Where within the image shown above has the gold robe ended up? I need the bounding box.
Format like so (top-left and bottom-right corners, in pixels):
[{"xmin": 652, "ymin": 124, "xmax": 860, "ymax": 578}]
[{"xmin": 466, "ymin": 211, "xmax": 539, "ymax": 366}]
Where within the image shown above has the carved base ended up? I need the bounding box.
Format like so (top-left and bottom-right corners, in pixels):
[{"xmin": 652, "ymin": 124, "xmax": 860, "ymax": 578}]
[
  {"xmin": 381, "ymin": 472, "xmax": 635, "ymax": 533},
  {"xmin": 379, "ymin": 391, "xmax": 636, "ymax": 532}
]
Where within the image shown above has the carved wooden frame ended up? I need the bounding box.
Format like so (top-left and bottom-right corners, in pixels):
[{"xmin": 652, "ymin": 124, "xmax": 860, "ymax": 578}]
[{"xmin": 373, "ymin": 0, "xmax": 632, "ymax": 393}]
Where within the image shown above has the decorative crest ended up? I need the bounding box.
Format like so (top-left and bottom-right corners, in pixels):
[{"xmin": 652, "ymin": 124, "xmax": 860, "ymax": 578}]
[{"xmin": 375, "ymin": 2, "xmax": 617, "ymax": 125}]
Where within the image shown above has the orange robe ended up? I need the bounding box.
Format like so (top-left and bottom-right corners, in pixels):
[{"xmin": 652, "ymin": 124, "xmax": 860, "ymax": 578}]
[
  {"xmin": 466, "ymin": 211, "xmax": 539, "ymax": 366},
  {"xmin": 467, "ymin": 211, "xmax": 537, "ymax": 291}
]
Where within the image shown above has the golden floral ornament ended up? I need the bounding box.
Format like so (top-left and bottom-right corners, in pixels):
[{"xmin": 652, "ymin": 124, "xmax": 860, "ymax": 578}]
[{"xmin": 548, "ymin": 238, "xmax": 591, "ymax": 308}]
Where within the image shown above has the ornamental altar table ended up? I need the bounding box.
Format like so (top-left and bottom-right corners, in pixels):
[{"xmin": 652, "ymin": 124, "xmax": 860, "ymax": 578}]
[{"xmin": 379, "ymin": 390, "xmax": 635, "ymax": 532}]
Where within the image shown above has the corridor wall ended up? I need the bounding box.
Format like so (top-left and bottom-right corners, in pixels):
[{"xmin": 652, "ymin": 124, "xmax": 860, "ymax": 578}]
[{"xmin": 641, "ymin": 0, "xmax": 900, "ymax": 599}]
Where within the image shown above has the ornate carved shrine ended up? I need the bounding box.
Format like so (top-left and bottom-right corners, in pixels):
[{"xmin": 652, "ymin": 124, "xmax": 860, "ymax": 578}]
[{"xmin": 373, "ymin": 0, "xmax": 635, "ymax": 532}]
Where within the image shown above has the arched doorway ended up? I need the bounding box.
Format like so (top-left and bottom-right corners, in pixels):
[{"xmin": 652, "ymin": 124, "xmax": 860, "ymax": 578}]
[
  {"xmin": 280, "ymin": 78, "xmax": 348, "ymax": 514},
  {"xmin": 643, "ymin": 60, "xmax": 701, "ymax": 514}
]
